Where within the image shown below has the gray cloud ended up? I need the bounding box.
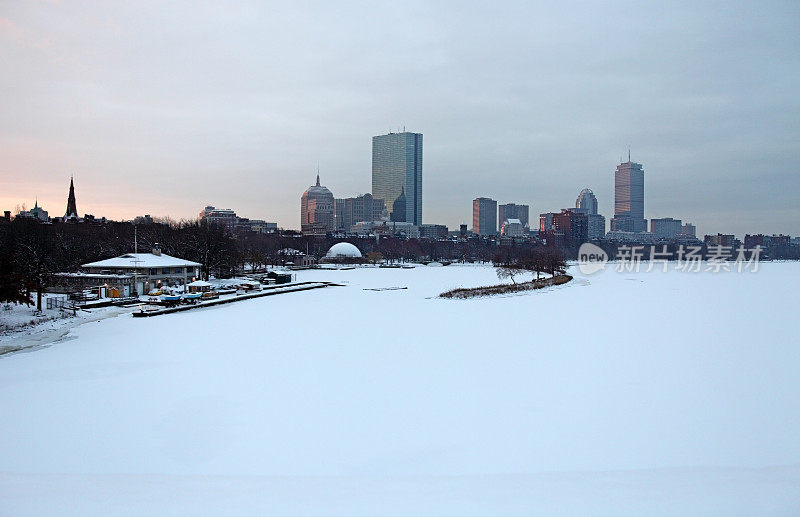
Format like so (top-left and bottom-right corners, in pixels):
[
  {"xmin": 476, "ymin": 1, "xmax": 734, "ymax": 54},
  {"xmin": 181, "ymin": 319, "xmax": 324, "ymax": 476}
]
[{"xmin": 1, "ymin": 1, "xmax": 798, "ymax": 236}]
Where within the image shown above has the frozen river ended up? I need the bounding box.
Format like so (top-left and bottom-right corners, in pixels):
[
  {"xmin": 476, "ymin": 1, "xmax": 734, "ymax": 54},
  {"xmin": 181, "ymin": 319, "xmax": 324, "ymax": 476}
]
[{"xmin": 1, "ymin": 263, "xmax": 799, "ymax": 515}]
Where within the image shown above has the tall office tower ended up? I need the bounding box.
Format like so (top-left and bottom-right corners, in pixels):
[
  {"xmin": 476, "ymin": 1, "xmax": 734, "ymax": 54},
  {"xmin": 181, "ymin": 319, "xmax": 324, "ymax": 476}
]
[
  {"xmin": 472, "ymin": 197, "xmax": 497, "ymax": 236},
  {"xmin": 372, "ymin": 131, "xmax": 423, "ymax": 226},
  {"xmin": 300, "ymin": 174, "xmax": 335, "ymax": 236},
  {"xmin": 575, "ymin": 188, "xmax": 598, "ymax": 215},
  {"xmin": 498, "ymin": 203, "xmax": 530, "ymax": 232},
  {"xmin": 64, "ymin": 176, "xmax": 78, "ymax": 219},
  {"xmin": 611, "ymin": 154, "xmax": 646, "ymax": 233}
]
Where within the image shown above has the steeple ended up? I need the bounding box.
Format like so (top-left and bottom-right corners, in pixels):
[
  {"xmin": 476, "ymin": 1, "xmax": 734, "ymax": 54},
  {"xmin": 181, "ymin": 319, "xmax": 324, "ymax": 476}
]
[{"xmin": 65, "ymin": 176, "xmax": 78, "ymax": 218}]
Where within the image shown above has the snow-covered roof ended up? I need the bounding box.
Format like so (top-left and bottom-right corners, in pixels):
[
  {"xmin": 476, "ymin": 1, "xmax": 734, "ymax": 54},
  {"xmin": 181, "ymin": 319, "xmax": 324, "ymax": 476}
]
[
  {"xmin": 326, "ymin": 242, "xmax": 362, "ymax": 258},
  {"xmin": 188, "ymin": 280, "xmax": 212, "ymax": 287},
  {"xmin": 278, "ymin": 248, "xmax": 303, "ymax": 255},
  {"xmin": 82, "ymin": 253, "xmax": 201, "ymax": 269},
  {"xmin": 505, "ymin": 218, "xmax": 522, "ymax": 225},
  {"xmin": 54, "ymin": 272, "xmax": 133, "ymax": 279}
]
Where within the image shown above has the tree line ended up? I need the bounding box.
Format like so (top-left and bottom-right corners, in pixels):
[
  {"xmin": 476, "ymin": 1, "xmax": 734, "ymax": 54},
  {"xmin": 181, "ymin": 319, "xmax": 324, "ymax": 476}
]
[{"xmin": 0, "ymin": 218, "xmax": 566, "ymax": 309}]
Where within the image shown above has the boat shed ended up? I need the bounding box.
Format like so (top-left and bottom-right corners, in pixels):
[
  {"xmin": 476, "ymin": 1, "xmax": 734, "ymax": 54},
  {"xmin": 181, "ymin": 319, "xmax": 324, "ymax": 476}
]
[{"xmin": 82, "ymin": 248, "xmax": 201, "ymax": 295}]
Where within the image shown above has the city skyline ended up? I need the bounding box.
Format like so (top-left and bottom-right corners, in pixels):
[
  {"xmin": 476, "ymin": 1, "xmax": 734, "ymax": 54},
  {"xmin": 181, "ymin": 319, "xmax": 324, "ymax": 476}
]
[{"xmin": 1, "ymin": 2, "xmax": 798, "ymax": 236}]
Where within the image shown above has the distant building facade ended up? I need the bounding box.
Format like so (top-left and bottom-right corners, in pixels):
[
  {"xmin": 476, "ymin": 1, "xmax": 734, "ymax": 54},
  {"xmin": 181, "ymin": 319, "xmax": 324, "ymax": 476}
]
[
  {"xmin": 681, "ymin": 223, "xmax": 697, "ymax": 238},
  {"xmin": 650, "ymin": 217, "xmax": 683, "ymax": 239},
  {"xmin": 133, "ymin": 214, "xmax": 156, "ymax": 225},
  {"xmin": 419, "ymin": 224, "xmax": 449, "ymax": 239},
  {"xmin": 335, "ymin": 193, "xmax": 386, "ymax": 231},
  {"xmin": 248, "ymin": 220, "xmax": 278, "ymax": 233},
  {"xmin": 301, "ymin": 174, "xmax": 335, "ymax": 236},
  {"xmin": 498, "ymin": 203, "xmax": 529, "ymax": 232},
  {"xmin": 500, "ymin": 218, "xmax": 524, "ymax": 237},
  {"xmin": 553, "ymin": 209, "xmax": 588, "ymax": 248},
  {"xmin": 587, "ymin": 214, "xmax": 605, "ymax": 240},
  {"xmin": 350, "ymin": 220, "xmax": 420, "ymax": 239},
  {"xmin": 472, "ymin": 197, "xmax": 497, "ymax": 236},
  {"xmin": 17, "ymin": 200, "xmax": 49, "ymax": 222},
  {"xmin": 611, "ymin": 157, "xmax": 646, "ymax": 233},
  {"xmin": 199, "ymin": 206, "xmax": 237, "ymax": 232},
  {"xmin": 571, "ymin": 207, "xmax": 605, "ymax": 240},
  {"xmin": 606, "ymin": 230, "xmax": 656, "ymax": 243},
  {"xmin": 575, "ymin": 188, "xmax": 599, "ymax": 215},
  {"xmin": 704, "ymin": 234, "xmax": 736, "ymax": 247},
  {"xmin": 372, "ymin": 131, "xmax": 423, "ymax": 226},
  {"xmin": 198, "ymin": 207, "xmax": 276, "ymax": 235},
  {"xmin": 539, "ymin": 212, "xmax": 557, "ymax": 232}
]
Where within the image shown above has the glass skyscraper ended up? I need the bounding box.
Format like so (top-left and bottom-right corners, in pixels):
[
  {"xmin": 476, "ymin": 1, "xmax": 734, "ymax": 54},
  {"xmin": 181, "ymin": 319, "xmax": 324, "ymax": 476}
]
[
  {"xmin": 611, "ymin": 158, "xmax": 646, "ymax": 233},
  {"xmin": 372, "ymin": 131, "xmax": 423, "ymax": 226}
]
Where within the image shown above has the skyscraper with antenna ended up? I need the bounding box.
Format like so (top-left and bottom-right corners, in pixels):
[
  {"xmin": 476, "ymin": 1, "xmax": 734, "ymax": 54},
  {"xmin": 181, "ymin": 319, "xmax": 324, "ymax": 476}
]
[{"xmin": 610, "ymin": 152, "xmax": 646, "ymax": 233}]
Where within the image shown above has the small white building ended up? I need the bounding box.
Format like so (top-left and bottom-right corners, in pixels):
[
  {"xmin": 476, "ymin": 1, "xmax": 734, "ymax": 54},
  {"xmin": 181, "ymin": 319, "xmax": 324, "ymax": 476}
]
[
  {"xmin": 500, "ymin": 218, "xmax": 525, "ymax": 237},
  {"xmin": 82, "ymin": 248, "xmax": 201, "ymax": 295}
]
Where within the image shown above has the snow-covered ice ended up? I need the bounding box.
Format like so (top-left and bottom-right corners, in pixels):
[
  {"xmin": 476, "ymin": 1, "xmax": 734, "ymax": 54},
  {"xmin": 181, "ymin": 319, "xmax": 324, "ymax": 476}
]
[{"xmin": 1, "ymin": 263, "xmax": 799, "ymax": 515}]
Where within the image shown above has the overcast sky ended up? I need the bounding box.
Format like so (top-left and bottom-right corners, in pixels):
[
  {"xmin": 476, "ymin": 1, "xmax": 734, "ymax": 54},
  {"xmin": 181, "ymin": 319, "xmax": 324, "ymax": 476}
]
[{"xmin": 1, "ymin": 1, "xmax": 798, "ymax": 236}]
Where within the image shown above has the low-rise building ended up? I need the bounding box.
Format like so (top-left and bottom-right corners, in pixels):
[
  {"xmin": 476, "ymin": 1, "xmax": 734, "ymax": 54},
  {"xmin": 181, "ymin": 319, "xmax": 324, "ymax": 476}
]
[
  {"xmin": 50, "ymin": 272, "xmax": 135, "ymax": 297},
  {"xmin": 199, "ymin": 206, "xmax": 237, "ymax": 232},
  {"xmin": 17, "ymin": 200, "xmax": 50, "ymax": 222},
  {"xmin": 419, "ymin": 224, "xmax": 449, "ymax": 240},
  {"xmin": 350, "ymin": 220, "xmax": 420, "ymax": 239},
  {"xmin": 651, "ymin": 217, "xmax": 683, "ymax": 239},
  {"xmin": 704, "ymin": 233, "xmax": 736, "ymax": 247},
  {"xmin": 81, "ymin": 246, "xmax": 201, "ymax": 295},
  {"xmin": 606, "ymin": 230, "xmax": 656, "ymax": 243},
  {"xmin": 500, "ymin": 218, "xmax": 525, "ymax": 237}
]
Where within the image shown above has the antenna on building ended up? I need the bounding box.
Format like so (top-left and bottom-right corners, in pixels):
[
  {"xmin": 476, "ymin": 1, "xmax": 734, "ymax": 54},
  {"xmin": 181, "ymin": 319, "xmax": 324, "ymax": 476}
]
[{"xmin": 628, "ymin": 146, "xmax": 631, "ymax": 163}]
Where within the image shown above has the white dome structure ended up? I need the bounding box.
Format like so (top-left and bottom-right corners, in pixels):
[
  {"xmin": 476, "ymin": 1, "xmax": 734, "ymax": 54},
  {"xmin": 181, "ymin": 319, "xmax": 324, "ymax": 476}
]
[{"xmin": 325, "ymin": 242, "xmax": 362, "ymax": 259}]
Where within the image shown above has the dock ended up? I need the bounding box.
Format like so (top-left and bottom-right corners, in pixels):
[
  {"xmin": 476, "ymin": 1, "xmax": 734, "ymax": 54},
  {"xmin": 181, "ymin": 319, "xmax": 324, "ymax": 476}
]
[{"xmin": 132, "ymin": 281, "xmax": 339, "ymax": 317}]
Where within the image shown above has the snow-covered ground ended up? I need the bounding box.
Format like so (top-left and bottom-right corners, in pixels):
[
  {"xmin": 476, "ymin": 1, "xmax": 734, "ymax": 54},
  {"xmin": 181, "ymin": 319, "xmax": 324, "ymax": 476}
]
[{"xmin": 1, "ymin": 263, "xmax": 799, "ymax": 516}]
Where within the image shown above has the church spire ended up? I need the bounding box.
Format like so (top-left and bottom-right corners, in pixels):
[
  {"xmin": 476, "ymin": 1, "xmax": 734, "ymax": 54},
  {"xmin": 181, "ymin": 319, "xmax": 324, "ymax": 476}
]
[{"xmin": 65, "ymin": 176, "xmax": 78, "ymax": 218}]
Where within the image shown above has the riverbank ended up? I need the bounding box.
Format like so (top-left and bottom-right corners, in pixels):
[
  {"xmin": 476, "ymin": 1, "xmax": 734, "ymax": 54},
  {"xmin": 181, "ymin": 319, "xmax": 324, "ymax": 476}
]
[{"xmin": 439, "ymin": 274, "xmax": 573, "ymax": 298}]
